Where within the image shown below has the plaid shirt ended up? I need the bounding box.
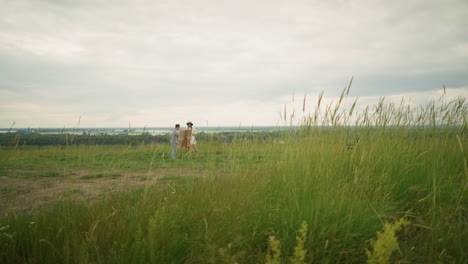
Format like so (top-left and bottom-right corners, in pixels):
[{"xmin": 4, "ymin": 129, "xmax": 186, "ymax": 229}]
[{"xmin": 171, "ymin": 129, "xmax": 179, "ymax": 144}]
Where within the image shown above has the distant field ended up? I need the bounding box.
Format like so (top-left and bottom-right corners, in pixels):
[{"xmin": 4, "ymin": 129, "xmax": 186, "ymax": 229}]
[{"xmin": 1, "ymin": 96, "xmax": 467, "ymax": 263}]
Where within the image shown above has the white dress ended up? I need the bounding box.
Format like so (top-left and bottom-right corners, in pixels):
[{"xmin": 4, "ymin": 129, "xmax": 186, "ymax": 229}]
[{"xmin": 190, "ymin": 127, "xmax": 197, "ymax": 145}]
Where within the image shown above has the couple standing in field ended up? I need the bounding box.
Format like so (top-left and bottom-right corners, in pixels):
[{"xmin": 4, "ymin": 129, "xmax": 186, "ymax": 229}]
[{"xmin": 171, "ymin": 121, "xmax": 198, "ymax": 160}]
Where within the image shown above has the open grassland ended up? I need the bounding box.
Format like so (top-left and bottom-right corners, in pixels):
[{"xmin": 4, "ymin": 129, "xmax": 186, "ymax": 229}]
[{"xmin": 0, "ymin": 95, "xmax": 467, "ymax": 263}]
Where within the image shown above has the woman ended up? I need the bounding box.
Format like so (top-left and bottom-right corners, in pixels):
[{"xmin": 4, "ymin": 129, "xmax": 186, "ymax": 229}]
[{"xmin": 187, "ymin": 121, "xmax": 198, "ymax": 156}]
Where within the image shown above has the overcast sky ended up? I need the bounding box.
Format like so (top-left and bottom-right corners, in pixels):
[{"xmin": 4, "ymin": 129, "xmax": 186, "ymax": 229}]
[{"xmin": 1, "ymin": 0, "xmax": 467, "ymax": 128}]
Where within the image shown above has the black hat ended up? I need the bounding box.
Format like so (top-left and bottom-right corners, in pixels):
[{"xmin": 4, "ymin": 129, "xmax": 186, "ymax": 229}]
[{"xmin": 186, "ymin": 121, "xmax": 193, "ymax": 125}]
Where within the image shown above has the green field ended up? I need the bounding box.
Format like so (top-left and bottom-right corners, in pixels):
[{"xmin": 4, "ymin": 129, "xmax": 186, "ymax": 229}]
[{"xmin": 1, "ymin": 96, "xmax": 467, "ymax": 263}]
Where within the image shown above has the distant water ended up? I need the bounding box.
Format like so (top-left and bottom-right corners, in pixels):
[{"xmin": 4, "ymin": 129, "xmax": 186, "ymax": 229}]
[{"xmin": 0, "ymin": 126, "xmax": 288, "ymax": 136}]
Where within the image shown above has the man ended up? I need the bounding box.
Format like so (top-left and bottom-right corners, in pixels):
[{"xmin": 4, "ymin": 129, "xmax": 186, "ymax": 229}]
[{"xmin": 171, "ymin": 124, "xmax": 180, "ymax": 160}]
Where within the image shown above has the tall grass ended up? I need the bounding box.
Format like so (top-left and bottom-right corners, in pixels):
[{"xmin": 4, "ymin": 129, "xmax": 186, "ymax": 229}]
[{"xmin": 0, "ymin": 90, "xmax": 466, "ymax": 263}]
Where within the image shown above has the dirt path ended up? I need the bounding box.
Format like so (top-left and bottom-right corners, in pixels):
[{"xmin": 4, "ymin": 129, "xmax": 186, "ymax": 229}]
[{"xmin": 0, "ymin": 168, "xmax": 203, "ymax": 216}]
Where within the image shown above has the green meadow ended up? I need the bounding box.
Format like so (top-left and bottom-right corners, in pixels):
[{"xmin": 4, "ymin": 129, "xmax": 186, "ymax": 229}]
[{"xmin": 0, "ymin": 94, "xmax": 467, "ymax": 263}]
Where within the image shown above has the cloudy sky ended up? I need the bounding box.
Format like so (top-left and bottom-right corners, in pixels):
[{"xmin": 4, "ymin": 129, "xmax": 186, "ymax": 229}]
[{"xmin": 1, "ymin": 0, "xmax": 467, "ymax": 128}]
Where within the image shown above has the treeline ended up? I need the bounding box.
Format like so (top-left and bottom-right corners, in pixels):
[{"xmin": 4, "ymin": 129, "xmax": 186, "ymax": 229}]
[
  {"xmin": 0, "ymin": 132, "xmax": 166, "ymax": 146},
  {"xmin": 0, "ymin": 131, "xmax": 281, "ymax": 146}
]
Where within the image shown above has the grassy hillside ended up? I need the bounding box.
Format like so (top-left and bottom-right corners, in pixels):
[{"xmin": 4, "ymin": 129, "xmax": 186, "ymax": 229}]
[{"xmin": 0, "ymin": 95, "xmax": 466, "ymax": 263}]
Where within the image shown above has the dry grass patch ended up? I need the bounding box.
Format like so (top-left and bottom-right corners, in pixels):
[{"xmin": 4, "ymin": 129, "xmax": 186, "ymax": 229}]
[{"xmin": 0, "ymin": 167, "xmax": 203, "ymax": 215}]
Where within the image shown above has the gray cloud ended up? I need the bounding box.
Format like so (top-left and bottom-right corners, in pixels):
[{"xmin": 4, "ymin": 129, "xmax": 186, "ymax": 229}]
[{"xmin": 1, "ymin": 0, "xmax": 467, "ymax": 127}]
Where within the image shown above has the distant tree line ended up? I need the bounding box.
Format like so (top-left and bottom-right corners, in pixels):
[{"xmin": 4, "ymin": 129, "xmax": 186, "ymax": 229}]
[
  {"xmin": 0, "ymin": 132, "xmax": 167, "ymax": 146},
  {"xmin": 0, "ymin": 131, "xmax": 282, "ymax": 146}
]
